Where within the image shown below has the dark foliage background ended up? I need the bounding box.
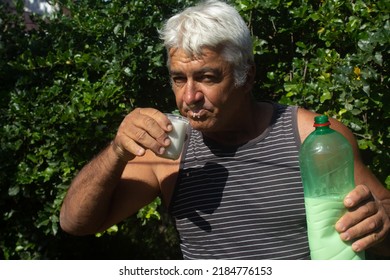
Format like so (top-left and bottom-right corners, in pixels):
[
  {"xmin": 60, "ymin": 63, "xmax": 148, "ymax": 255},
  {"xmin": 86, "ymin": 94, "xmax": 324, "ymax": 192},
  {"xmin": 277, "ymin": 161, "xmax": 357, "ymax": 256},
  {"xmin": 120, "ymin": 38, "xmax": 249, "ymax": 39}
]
[{"xmin": 0, "ymin": 0, "xmax": 388, "ymax": 259}]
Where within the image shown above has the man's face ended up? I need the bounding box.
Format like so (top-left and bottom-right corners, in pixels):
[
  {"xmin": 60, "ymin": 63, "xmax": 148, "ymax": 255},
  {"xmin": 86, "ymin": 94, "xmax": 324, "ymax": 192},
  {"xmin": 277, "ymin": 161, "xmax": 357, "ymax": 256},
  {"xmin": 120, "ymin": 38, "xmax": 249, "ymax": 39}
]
[{"xmin": 168, "ymin": 47, "xmax": 246, "ymax": 133}]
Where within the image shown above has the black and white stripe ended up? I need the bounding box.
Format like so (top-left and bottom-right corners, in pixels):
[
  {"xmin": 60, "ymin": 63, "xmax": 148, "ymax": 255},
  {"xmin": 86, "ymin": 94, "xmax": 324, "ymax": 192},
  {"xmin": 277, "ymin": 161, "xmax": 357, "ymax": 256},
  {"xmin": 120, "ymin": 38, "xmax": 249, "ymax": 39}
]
[{"xmin": 170, "ymin": 104, "xmax": 310, "ymax": 259}]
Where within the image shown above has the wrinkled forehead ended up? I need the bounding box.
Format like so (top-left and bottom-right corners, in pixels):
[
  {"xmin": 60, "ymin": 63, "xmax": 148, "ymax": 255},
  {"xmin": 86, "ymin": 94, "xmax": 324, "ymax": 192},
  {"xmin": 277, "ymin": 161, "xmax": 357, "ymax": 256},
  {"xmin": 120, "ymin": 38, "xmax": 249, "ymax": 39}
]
[{"xmin": 167, "ymin": 47, "xmax": 233, "ymax": 79}]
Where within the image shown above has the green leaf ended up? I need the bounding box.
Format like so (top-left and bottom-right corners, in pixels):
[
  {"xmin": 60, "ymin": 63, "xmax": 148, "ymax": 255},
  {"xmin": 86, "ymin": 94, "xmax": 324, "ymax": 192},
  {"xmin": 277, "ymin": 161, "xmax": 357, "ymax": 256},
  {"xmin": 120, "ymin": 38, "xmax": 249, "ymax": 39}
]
[
  {"xmin": 320, "ymin": 91, "xmax": 332, "ymax": 103},
  {"xmin": 8, "ymin": 186, "xmax": 20, "ymax": 196}
]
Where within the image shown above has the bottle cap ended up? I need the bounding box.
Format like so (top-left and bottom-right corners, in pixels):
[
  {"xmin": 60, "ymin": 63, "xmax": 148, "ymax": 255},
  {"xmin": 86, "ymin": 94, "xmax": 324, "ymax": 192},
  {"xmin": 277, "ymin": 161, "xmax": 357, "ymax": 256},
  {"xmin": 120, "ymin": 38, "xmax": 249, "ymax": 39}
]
[{"xmin": 313, "ymin": 115, "xmax": 330, "ymax": 127}]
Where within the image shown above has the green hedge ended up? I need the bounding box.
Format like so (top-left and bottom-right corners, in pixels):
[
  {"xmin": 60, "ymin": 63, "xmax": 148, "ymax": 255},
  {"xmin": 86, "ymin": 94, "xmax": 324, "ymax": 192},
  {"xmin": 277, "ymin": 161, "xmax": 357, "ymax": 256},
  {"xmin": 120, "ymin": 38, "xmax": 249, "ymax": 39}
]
[{"xmin": 0, "ymin": 0, "xmax": 388, "ymax": 259}]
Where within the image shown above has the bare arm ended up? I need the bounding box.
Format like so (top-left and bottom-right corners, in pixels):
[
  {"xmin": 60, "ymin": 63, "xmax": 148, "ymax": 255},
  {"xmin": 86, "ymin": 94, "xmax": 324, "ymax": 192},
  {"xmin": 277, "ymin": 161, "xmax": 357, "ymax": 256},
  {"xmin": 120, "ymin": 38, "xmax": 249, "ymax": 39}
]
[
  {"xmin": 60, "ymin": 108, "xmax": 173, "ymax": 235},
  {"xmin": 60, "ymin": 143, "xmax": 134, "ymax": 235},
  {"xmin": 298, "ymin": 108, "xmax": 390, "ymax": 256}
]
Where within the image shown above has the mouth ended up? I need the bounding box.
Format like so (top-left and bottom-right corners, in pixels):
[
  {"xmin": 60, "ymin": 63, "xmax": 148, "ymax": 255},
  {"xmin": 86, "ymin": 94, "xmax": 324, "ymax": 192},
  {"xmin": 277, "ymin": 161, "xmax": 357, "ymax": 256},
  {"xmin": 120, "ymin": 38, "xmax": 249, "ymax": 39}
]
[
  {"xmin": 187, "ymin": 108, "xmax": 205, "ymax": 120},
  {"xmin": 192, "ymin": 111, "xmax": 202, "ymax": 119}
]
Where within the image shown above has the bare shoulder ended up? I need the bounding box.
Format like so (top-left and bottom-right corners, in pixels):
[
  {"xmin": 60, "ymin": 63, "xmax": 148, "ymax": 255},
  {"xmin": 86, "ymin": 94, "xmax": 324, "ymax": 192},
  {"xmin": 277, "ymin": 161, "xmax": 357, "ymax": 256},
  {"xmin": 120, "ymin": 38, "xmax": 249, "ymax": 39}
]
[{"xmin": 296, "ymin": 107, "xmax": 318, "ymax": 143}]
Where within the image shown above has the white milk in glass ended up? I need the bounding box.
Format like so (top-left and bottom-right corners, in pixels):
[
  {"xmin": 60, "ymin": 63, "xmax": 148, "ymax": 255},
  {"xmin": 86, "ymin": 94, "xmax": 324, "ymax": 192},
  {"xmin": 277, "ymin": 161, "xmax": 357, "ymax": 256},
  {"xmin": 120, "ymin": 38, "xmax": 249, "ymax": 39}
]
[{"xmin": 161, "ymin": 114, "xmax": 189, "ymax": 160}]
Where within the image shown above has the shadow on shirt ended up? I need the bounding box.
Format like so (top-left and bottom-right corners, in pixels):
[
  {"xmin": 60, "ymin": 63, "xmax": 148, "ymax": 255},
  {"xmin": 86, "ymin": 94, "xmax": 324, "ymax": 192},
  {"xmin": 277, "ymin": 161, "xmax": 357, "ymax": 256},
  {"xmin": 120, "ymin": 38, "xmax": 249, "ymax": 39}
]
[{"xmin": 170, "ymin": 162, "xmax": 228, "ymax": 232}]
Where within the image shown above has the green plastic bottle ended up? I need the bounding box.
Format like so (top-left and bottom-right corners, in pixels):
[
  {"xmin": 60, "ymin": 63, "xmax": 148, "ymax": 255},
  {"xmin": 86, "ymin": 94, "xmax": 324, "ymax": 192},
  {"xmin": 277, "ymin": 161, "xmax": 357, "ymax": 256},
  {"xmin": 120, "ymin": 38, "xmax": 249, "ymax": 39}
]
[{"xmin": 299, "ymin": 115, "xmax": 364, "ymax": 260}]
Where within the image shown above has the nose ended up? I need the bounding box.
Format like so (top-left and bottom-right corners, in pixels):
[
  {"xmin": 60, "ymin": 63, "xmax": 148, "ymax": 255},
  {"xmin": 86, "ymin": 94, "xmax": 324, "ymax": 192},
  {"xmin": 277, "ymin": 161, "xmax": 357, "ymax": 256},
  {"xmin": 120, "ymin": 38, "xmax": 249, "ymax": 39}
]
[{"xmin": 183, "ymin": 80, "xmax": 203, "ymax": 106}]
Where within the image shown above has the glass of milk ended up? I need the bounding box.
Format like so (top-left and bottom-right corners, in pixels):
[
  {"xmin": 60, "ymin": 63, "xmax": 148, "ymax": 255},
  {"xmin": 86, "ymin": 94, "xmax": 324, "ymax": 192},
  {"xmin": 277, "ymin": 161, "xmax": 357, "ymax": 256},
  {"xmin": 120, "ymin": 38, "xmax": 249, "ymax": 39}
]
[{"xmin": 160, "ymin": 114, "xmax": 190, "ymax": 160}]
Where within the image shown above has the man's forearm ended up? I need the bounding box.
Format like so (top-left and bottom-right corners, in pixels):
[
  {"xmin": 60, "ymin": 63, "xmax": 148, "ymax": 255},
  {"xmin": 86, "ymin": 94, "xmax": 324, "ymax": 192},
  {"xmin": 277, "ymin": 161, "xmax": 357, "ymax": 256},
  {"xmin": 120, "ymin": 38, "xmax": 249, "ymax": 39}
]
[{"xmin": 60, "ymin": 142, "xmax": 129, "ymax": 235}]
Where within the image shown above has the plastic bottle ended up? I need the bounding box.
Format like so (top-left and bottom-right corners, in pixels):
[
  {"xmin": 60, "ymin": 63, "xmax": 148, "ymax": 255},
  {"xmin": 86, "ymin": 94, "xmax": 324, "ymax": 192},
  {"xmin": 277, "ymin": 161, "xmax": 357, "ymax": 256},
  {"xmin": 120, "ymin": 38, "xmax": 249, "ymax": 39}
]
[{"xmin": 299, "ymin": 115, "xmax": 364, "ymax": 260}]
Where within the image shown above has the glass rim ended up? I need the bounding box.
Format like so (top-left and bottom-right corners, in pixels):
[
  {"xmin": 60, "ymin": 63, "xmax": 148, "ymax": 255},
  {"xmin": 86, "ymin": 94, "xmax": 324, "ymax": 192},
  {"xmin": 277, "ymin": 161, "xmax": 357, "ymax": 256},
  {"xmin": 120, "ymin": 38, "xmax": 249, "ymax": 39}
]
[{"xmin": 165, "ymin": 113, "xmax": 189, "ymax": 124}]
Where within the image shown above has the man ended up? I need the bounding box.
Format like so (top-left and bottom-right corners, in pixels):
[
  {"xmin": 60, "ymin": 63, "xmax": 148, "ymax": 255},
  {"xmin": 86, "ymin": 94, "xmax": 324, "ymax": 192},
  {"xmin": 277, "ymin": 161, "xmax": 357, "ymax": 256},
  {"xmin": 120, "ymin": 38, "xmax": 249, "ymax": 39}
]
[{"xmin": 60, "ymin": 0, "xmax": 390, "ymax": 259}]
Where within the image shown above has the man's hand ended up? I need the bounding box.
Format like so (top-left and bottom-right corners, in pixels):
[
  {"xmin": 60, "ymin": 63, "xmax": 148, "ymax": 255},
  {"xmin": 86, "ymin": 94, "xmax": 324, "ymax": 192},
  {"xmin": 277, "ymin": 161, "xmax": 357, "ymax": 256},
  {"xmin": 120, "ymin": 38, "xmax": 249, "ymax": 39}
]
[
  {"xmin": 112, "ymin": 108, "xmax": 173, "ymax": 161},
  {"xmin": 335, "ymin": 184, "xmax": 390, "ymax": 253}
]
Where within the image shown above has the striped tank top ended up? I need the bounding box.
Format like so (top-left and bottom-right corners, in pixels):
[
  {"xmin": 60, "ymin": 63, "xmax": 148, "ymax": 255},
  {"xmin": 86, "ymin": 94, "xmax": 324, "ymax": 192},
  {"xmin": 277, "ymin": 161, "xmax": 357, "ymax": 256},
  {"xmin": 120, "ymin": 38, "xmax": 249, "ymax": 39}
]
[{"xmin": 170, "ymin": 103, "xmax": 310, "ymax": 259}]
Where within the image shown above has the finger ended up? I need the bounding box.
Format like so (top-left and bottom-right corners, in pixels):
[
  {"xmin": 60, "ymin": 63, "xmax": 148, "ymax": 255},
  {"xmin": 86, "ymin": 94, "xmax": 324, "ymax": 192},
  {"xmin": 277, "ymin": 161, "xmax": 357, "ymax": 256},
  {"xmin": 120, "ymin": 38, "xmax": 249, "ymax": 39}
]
[
  {"xmin": 128, "ymin": 124, "xmax": 167, "ymax": 155},
  {"xmin": 116, "ymin": 109, "xmax": 166, "ymax": 155},
  {"xmin": 336, "ymin": 200, "xmax": 378, "ymax": 233},
  {"xmin": 343, "ymin": 184, "xmax": 372, "ymax": 208},
  {"xmin": 339, "ymin": 207, "xmax": 382, "ymax": 241},
  {"xmin": 110, "ymin": 138, "xmax": 143, "ymax": 161},
  {"xmin": 351, "ymin": 226, "xmax": 385, "ymax": 252},
  {"xmin": 134, "ymin": 109, "xmax": 171, "ymax": 147},
  {"xmin": 139, "ymin": 108, "xmax": 173, "ymax": 132},
  {"xmin": 113, "ymin": 121, "xmax": 153, "ymax": 158},
  {"xmin": 140, "ymin": 115, "xmax": 171, "ymax": 146},
  {"xmin": 120, "ymin": 138, "xmax": 146, "ymax": 157}
]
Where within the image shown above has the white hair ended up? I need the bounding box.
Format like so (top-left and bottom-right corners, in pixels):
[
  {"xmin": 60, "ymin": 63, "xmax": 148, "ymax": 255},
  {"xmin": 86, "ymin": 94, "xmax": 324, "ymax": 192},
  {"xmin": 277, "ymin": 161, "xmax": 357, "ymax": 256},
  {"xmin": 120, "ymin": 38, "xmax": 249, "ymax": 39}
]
[{"xmin": 159, "ymin": 0, "xmax": 254, "ymax": 87}]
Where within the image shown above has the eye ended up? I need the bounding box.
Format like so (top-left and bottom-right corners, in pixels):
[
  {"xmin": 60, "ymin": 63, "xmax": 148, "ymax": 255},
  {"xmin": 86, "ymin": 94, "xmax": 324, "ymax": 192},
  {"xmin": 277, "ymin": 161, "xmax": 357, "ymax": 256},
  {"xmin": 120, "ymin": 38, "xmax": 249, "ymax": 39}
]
[
  {"xmin": 197, "ymin": 73, "xmax": 222, "ymax": 84},
  {"xmin": 195, "ymin": 68, "xmax": 223, "ymax": 84},
  {"xmin": 201, "ymin": 74, "xmax": 214, "ymax": 82},
  {"xmin": 171, "ymin": 76, "xmax": 186, "ymax": 87}
]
